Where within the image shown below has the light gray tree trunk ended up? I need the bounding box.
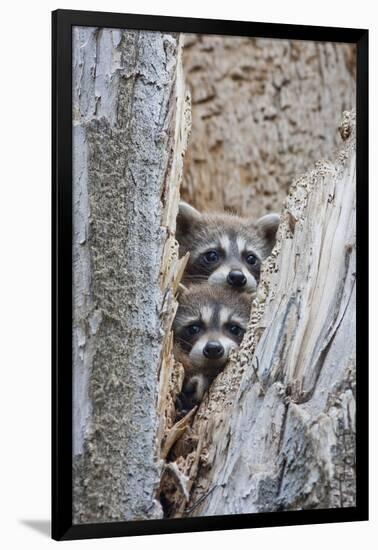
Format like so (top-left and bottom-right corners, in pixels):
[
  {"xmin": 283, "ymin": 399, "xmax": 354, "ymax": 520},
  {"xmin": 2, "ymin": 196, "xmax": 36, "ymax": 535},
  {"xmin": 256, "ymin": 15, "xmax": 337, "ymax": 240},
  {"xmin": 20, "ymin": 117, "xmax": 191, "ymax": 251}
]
[
  {"xmin": 166, "ymin": 112, "xmax": 356, "ymax": 517},
  {"xmin": 72, "ymin": 26, "xmax": 190, "ymax": 523}
]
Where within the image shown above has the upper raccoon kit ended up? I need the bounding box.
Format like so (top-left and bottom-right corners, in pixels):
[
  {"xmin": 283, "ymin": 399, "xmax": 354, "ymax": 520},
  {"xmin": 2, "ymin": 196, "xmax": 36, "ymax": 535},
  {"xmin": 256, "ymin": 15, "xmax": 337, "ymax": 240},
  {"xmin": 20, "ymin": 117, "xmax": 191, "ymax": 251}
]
[
  {"xmin": 176, "ymin": 202, "xmax": 280, "ymax": 293},
  {"xmin": 173, "ymin": 285, "xmax": 250, "ymax": 411}
]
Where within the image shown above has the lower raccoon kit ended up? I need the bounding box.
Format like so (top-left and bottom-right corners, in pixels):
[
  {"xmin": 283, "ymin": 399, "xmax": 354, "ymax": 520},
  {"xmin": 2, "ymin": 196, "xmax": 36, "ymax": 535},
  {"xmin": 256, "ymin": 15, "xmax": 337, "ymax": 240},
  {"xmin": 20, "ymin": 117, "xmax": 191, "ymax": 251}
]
[
  {"xmin": 173, "ymin": 285, "xmax": 250, "ymax": 411},
  {"xmin": 176, "ymin": 202, "xmax": 280, "ymax": 293}
]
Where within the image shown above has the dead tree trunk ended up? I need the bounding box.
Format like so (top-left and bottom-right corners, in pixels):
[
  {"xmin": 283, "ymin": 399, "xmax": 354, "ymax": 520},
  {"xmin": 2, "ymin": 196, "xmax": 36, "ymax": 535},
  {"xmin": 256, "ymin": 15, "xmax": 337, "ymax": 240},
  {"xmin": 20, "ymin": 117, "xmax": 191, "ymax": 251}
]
[
  {"xmin": 72, "ymin": 27, "xmax": 190, "ymax": 523},
  {"xmin": 169, "ymin": 111, "xmax": 356, "ymax": 516},
  {"xmin": 182, "ymin": 35, "xmax": 356, "ymax": 220},
  {"xmin": 71, "ymin": 26, "xmax": 356, "ymax": 523}
]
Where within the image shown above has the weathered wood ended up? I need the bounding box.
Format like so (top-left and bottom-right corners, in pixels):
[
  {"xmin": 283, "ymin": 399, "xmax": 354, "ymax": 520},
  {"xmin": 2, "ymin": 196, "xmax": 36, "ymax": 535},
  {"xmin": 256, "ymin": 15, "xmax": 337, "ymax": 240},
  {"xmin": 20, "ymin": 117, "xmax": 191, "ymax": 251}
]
[
  {"xmin": 169, "ymin": 111, "xmax": 356, "ymax": 517},
  {"xmin": 182, "ymin": 35, "xmax": 356, "ymax": 220},
  {"xmin": 72, "ymin": 27, "xmax": 190, "ymax": 523},
  {"xmin": 71, "ymin": 27, "xmax": 356, "ymax": 522}
]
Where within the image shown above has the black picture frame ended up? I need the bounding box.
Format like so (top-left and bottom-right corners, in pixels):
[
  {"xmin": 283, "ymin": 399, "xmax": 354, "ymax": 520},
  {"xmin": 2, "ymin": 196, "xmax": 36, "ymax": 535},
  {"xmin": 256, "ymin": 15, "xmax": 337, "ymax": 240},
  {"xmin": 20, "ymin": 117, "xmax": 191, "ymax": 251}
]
[{"xmin": 52, "ymin": 9, "xmax": 369, "ymax": 541}]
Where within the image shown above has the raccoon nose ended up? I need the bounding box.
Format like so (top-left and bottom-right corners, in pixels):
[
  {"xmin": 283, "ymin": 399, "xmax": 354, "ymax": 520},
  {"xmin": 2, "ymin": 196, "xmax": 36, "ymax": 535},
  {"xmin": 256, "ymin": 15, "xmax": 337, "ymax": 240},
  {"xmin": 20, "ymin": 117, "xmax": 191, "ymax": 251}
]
[
  {"xmin": 203, "ymin": 341, "xmax": 224, "ymax": 359},
  {"xmin": 227, "ymin": 270, "xmax": 247, "ymax": 287}
]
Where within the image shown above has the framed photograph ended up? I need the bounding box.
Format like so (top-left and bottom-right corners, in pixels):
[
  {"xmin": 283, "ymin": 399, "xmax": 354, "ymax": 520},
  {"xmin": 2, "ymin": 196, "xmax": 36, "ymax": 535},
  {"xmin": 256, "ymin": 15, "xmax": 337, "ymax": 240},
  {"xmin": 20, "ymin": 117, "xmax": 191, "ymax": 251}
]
[{"xmin": 52, "ymin": 9, "xmax": 368, "ymax": 541}]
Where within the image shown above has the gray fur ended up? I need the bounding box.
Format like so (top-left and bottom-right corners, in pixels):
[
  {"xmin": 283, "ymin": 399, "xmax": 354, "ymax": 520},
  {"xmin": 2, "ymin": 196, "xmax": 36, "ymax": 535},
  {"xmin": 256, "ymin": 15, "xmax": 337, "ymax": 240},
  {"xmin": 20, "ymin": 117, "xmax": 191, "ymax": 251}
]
[
  {"xmin": 173, "ymin": 285, "xmax": 251, "ymax": 408},
  {"xmin": 176, "ymin": 202, "xmax": 280, "ymax": 291}
]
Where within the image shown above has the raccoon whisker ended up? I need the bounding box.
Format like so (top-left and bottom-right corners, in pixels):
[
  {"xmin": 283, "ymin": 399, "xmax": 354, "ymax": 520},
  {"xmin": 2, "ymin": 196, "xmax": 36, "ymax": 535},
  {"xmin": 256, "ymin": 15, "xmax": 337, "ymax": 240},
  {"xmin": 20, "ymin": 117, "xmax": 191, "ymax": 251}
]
[
  {"xmin": 186, "ymin": 278, "xmax": 210, "ymax": 283},
  {"xmin": 175, "ymin": 337, "xmax": 192, "ymax": 346},
  {"xmin": 185, "ymin": 275, "xmax": 210, "ymax": 280},
  {"xmin": 174, "ymin": 303, "xmax": 199, "ymax": 311}
]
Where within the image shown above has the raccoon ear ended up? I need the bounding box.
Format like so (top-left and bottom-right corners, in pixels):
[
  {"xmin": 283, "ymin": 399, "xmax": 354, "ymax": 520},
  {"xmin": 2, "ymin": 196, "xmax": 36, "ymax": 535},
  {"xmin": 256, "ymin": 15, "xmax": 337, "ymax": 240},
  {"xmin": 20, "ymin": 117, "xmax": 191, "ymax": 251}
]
[
  {"xmin": 176, "ymin": 201, "xmax": 201, "ymax": 235},
  {"xmin": 256, "ymin": 213, "xmax": 280, "ymax": 242}
]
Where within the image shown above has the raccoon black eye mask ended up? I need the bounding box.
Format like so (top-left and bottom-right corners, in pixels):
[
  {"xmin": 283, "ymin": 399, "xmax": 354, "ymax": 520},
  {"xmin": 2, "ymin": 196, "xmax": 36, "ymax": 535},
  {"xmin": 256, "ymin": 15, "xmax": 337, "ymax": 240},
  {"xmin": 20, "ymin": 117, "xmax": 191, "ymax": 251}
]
[{"xmin": 176, "ymin": 201, "xmax": 280, "ymax": 293}]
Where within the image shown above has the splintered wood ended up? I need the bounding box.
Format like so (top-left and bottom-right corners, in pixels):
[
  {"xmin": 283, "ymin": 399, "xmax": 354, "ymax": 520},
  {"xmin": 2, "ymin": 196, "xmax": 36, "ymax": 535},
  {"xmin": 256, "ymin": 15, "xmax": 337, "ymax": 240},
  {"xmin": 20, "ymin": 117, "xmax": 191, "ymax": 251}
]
[
  {"xmin": 163, "ymin": 111, "xmax": 356, "ymax": 517},
  {"xmin": 156, "ymin": 35, "xmax": 192, "ymax": 455}
]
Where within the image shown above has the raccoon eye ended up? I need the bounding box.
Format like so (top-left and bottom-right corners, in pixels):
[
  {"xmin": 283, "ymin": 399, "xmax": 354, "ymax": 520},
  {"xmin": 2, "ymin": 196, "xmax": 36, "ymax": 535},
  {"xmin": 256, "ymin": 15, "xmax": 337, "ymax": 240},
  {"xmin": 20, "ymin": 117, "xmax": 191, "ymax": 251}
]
[
  {"xmin": 227, "ymin": 324, "xmax": 245, "ymax": 337},
  {"xmin": 203, "ymin": 250, "xmax": 219, "ymax": 263},
  {"xmin": 245, "ymin": 253, "xmax": 258, "ymax": 265},
  {"xmin": 186, "ymin": 323, "xmax": 202, "ymax": 336}
]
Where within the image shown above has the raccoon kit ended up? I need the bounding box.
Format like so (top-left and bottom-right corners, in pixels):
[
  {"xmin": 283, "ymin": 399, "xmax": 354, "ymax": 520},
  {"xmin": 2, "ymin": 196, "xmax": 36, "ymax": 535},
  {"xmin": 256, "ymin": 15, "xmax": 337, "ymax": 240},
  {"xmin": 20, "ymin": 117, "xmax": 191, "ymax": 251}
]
[
  {"xmin": 176, "ymin": 202, "xmax": 280, "ymax": 293},
  {"xmin": 173, "ymin": 285, "xmax": 251, "ymax": 412}
]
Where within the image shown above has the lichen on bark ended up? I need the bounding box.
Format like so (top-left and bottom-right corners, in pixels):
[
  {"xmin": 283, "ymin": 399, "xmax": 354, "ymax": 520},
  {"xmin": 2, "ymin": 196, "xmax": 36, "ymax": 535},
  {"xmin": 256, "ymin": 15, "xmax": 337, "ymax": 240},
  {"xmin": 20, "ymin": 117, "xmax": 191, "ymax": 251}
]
[{"xmin": 72, "ymin": 26, "xmax": 189, "ymax": 523}]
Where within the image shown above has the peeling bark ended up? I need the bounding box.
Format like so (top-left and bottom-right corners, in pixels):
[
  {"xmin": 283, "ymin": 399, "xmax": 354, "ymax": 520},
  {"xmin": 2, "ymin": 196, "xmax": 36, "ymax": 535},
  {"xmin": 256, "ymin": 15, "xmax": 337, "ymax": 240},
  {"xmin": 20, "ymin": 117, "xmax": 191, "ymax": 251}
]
[
  {"xmin": 72, "ymin": 27, "xmax": 190, "ymax": 523},
  {"xmin": 169, "ymin": 112, "xmax": 356, "ymax": 517}
]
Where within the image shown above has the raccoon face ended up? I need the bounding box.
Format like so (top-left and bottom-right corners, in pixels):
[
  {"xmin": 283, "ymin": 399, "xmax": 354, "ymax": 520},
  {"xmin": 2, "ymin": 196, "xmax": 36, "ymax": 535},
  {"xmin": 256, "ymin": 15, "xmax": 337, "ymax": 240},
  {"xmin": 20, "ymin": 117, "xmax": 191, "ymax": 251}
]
[
  {"xmin": 176, "ymin": 202, "xmax": 280, "ymax": 293},
  {"xmin": 173, "ymin": 285, "xmax": 250, "ymax": 374}
]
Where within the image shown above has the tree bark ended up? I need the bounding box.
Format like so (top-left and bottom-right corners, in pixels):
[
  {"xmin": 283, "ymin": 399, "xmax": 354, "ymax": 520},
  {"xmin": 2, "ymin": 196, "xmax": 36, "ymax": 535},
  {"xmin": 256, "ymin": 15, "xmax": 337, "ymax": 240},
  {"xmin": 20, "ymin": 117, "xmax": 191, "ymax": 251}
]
[
  {"xmin": 71, "ymin": 27, "xmax": 356, "ymax": 523},
  {"xmin": 72, "ymin": 27, "xmax": 190, "ymax": 523},
  {"xmin": 168, "ymin": 111, "xmax": 356, "ymax": 517},
  {"xmin": 181, "ymin": 35, "xmax": 356, "ymax": 220}
]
